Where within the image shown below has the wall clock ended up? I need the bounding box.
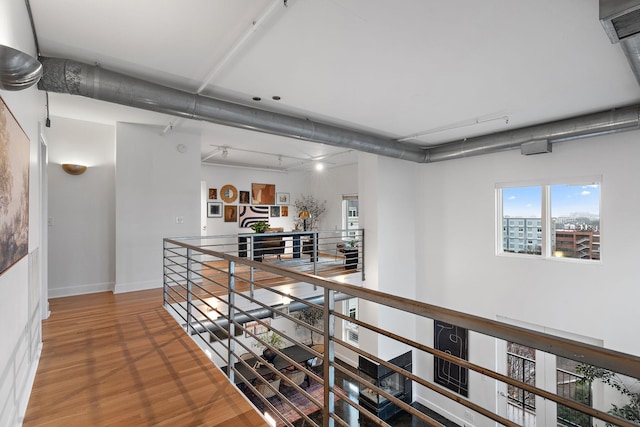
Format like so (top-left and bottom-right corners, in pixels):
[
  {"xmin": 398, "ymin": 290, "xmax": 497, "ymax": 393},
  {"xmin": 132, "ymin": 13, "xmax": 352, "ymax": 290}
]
[{"xmin": 220, "ymin": 184, "xmax": 238, "ymax": 203}]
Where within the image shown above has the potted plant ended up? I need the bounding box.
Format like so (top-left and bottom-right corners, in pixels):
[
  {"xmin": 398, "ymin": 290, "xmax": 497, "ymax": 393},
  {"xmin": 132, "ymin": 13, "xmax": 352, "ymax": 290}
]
[
  {"xmin": 292, "ymin": 307, "xmax": 324, "ymax": 345},
  {"xmin": 293, "ymin": 195, "xmax": 326, "ymax": 230},
  {"xmin": 250, "ymin": 221, "xmax": 270, "ymax": 233},
  {"xmin": 253, "ymin": 331, "xmax": 284, "ymax": 363}
]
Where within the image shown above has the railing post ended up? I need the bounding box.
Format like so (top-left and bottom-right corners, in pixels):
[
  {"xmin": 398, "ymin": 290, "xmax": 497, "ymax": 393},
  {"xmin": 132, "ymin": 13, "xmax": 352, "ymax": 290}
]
[
  {"xmin": 227, "ymin": 260, "xmax": 236, "ymax": 384},
  {"xmin": 323, "ymin": 287, "xmax": 335, "ymax": 427},
  {"xmin": 186, "ymin": 248, "xmax": 193, "ymax": 336},
  {"xmin": 162, "ymin": 239, "xmax": 168, "ymax": 308},
  {"xmin": 249, "ymin": 235, "xmax": 255, "ymax": 298},
  {"xmin": 360, "ymin": 228, "xmax": 365, "ymax": 281},
  {"xmin": 313, "ymin": 231, "xmax": 318, "ymax": 276}
]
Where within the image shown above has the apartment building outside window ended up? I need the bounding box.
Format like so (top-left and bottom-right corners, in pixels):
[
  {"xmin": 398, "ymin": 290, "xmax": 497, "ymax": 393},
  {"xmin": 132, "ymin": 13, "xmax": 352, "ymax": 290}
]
[{"xmin": 497, "ymin": 178, "xmax": 601, "ymax": 261}]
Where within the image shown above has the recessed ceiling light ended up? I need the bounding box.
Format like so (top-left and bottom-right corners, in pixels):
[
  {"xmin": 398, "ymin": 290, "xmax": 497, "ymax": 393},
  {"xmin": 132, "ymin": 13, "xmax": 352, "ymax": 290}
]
[
  {"xmin": 272, "ymin": 96, "xmax": 281, "ymax": 101},
  {"xmin": 315, "ymin": 163, "xmax": 324, "ymax": 171},
  {"xmin": 252, "ymin": 96, "xmax": 261, "ymax": 101}
]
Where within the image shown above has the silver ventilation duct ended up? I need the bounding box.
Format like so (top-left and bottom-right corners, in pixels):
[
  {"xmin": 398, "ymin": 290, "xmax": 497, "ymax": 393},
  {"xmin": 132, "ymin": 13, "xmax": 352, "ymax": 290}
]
[
  {"xmin": 38, "ymin": 56, "xmax": 640, "ymax": 164},
  {"xmin": 189, "ymin": 292, "xmax": 352, "ymax": 337},
  {"xmin": 37, "ymin": 57, "xmax": 427, "ymax": 163},
  {"xmin": 600, "ymin": 0, "xmax": 640, "ymax": 85},
  {"xmin": 0, "ymin": 45, "xmax": 42, "ymax": 91}
]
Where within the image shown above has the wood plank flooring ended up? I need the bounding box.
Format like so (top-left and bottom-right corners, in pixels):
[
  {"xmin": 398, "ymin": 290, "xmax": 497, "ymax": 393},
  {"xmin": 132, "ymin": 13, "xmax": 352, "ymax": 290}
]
[{"xmin": 23, "ymin": 289, "xmax": 267, "ymax": 427}]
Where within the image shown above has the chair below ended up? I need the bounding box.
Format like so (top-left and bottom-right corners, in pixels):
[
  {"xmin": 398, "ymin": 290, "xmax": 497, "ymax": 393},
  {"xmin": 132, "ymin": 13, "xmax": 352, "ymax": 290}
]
[
  {"xmin": 255, "ymin": 377, "xmax": 281, "ymax": 400},
  {"xmin": 283, "ymin": 369, "xmax": 308, "ymax": 389}
]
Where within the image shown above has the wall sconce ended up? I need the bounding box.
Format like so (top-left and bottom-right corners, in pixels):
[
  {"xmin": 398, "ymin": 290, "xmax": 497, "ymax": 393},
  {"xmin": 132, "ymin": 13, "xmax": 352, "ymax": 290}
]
[
  {"xmin": 61, "ymin": 163, "xmax": 88, "ymax": 175},
  {"xmin": 298, "ymin": 210, "xmax": 311, "ymax": 231},
  {"xmin": 62, "ymin": 163, "xmax": 87, "ymax": 175}
]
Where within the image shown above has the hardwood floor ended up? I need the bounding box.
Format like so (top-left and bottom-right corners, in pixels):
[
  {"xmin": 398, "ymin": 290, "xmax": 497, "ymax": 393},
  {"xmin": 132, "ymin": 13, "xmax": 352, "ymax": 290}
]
[{"xmin": 23, "ymin": 289, "xmax": 267, "ymax": 427}]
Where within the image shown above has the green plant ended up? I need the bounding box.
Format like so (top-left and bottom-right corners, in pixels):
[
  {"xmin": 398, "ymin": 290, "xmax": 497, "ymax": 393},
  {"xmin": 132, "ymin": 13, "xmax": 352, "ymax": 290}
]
[
  {"xmin": 577, "ymin": 364, "xmax": 640, "ymax": 425},
  {"xmin": 293, "ymin": 194, "xmax": 326, "ymax": 230},
  {"xmin": 292, "ymin": 307, "xmax": 324, "ymax": 345},
  {"xmin": 252, "ymin": 331, "xmax": 284, "ymax": 350},
  {"xmin": 249, "ymin": 221, "xmax": 270, "ymax": 233}
]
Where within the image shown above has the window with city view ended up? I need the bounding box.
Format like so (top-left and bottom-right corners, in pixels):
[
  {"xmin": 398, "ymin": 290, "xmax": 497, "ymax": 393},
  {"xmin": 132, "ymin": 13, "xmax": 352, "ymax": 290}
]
[{"xmin": 498, "ymin": 179, "xmax": 600, "ymax": 261}]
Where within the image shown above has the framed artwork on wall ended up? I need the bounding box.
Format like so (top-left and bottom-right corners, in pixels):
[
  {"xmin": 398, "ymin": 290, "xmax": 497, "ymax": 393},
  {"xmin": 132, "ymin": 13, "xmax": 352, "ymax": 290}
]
[
  {"xmin": 281, "ymin": 206, "xmax": 289, "ymax": 217},
  {"xmin": 224, "ymin": 205, "xmax": 238, "ymax": 222},
  {"xmin": 245, "ymin": 319, "xmax": 270, "ymax": 338},
  {"xmin": 251, "ymin": 183, "xmax": 276, "ymax": 205},
  {"xmin": 0, "ymin": 97, "xmax": 30, "ymax": 276},
  {"xmin": 434, "ymin": 320, "xmax": 468, "ymax": 397},
  {"xmin": 239, "ymin": 190, "xmax": 250, "ymax": 204},
  {"xmin": 276, "ymin": 192, "xmax": 290, "ymax": 205},
  {"xmin": 207, "ymin": 202, "xmax": 222, "ymax": 218},
  {"xmin": 239, "ymin": 205, "xmax": 269, "ymax": 228},
  {"xmin": 208, "ymin": 188, "xmax": 217, "ymax": 200},
  {"xmin": 270, "ymin": 206, "xmax": 280, "ymax": 217}
]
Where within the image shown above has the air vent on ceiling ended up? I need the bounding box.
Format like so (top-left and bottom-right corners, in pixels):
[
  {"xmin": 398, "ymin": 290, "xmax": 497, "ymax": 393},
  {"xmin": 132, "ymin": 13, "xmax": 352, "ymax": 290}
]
[{"xmin": 600, "ymin": 0, "xmax": 640, "ymax": 43}]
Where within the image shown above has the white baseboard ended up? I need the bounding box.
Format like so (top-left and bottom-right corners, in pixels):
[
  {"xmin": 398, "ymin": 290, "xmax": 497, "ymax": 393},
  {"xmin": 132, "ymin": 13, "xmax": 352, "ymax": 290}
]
[
  {"xmin": 48, "ymin": 281, "xmax": 114, "ymax": 298},
  {"xmin": 17, "ymin": 342, "xmax": 42, "ymax": 427},
  {"xmin": 114, "ymin": 279, "xmax": 161, "ymax": 294}
]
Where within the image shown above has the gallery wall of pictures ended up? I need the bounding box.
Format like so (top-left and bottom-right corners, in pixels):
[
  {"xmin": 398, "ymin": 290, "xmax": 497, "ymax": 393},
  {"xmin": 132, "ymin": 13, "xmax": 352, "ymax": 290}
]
[{"xmin": 207, "ymin": 182, "xmax": 290, "ymax": 229}]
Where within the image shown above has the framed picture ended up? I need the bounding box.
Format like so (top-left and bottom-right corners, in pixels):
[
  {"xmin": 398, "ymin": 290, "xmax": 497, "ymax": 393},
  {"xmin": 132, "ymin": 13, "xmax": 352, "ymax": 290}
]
[
  {"xmin": 208, "ymin": 188, "xmax": 217, "ymax": 200},
  {"xmin": 0, "ymin": 97, "xmax": 30, "ymax": 276},
  {"xmin": 276, "ymin": 192, "xmax": 290, "ymax": 205},
  {"xmin": 207, "ymin": 202, "xmax": 222, "ymax": 218},
  {"xmin": 239, "ymin": 190, "xmax": 250, "ymax": 204},
  {"xmin": 245, "ymin": 319, "xmax": 270, "ymax": 338},
  {"xmin": 252, "ymin": 183, "xmax": 276, "ymax": 205},
  {"xmin": 434, "ymin": 320, "xmax": 468, "ymax": 397},
  {"xmin": 224, "ymin": 205, "xmax": 238, "ymax": 222},
  {"xmin": 281, "ymin": 206, "xmax": 289, "ymax": 217},
  {"xmin": 239, "ymin": 205, "xmax": 269, "ymax": 228},
  {"xmin": 270, "ymin": 206, "xmax": 280, "ymax": 217}
]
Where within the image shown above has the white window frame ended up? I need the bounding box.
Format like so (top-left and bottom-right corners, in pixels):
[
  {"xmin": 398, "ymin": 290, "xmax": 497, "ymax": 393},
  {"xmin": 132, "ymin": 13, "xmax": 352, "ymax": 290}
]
[
  {"xmin": 496, "ymin": 175, "xmax": 602, "ymax": 263},
  {"xmin": 343, "ymin": 298, "xmax": 359, "ymax": 346},
  {"xmin": 341, "ymin": 194, "xmax": 358, "ymax": 239}
]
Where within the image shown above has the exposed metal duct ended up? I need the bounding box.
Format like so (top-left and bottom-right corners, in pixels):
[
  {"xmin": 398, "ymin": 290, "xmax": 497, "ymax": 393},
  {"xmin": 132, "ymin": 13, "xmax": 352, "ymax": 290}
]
[
  {"xmin": 38, "ymin": 56, "xmax": 640, "ymax": 164},
  {"xmin": 600, "ymin": 0, "xmax": 640, "ymax": 85},
  {"xmin": 427, "ymin": 105, "xmax": 640, "ymax": 162},
  {"xmin": 0, "ymin": 45, "xmax": 42, "ymax": 91},
  {"xmin": 37, "ymin": 57, "xmax": 427, "ymax": 163},
  {"xmin": 189, "ymin": 292, "xmax": 352, "ymax": 337}
]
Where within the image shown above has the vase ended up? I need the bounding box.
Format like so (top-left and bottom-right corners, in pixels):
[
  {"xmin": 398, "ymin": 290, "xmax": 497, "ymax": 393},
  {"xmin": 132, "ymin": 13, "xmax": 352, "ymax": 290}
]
[{"xmin": 262, "ymin": 348, "xmax": 277, "ymax": 363}]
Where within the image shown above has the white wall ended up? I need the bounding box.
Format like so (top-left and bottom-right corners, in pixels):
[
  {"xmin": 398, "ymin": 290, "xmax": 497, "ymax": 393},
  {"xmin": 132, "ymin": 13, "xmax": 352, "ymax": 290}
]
[
  {"xmin": 0, "ymin": 0, "xmax": 47, "ymax": 424},
  {"xmin": 414, "ymin": 131, "xmax": 640, "ymax": 425},
  {"xmin": 357, "ymin": 154, "xmax": 418, "ymax": 361},
  {"xmin": 46, "ymin": 117, "xmax": 115, "ymax": 297},
  {"xmin": 308, "ymin": 163, "xmax": 358, "ymax": 230},
  {"xmin": 201, "ymin": 164, "xmax": 309, "ymax": 235},
  {"xmin": 115, "ymin": 123, "xmax": 201, "ymax": 293}
]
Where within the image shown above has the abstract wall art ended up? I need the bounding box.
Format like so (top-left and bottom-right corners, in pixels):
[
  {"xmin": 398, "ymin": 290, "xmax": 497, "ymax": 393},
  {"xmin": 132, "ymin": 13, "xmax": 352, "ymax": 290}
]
[
  {"xmin": 239, "ymin": 205, "xmax": 269, "ymax": 228},
  {"xmin": 434, "ymin": 320, "xmax": 468, "ymax": 396},
  {"xmin": 0, "ymin": 97, "xmax": 30, "ymax": 276},
  {"xmin": 251, "ymin": 183, "xmax": 275, "ymax": 205}
]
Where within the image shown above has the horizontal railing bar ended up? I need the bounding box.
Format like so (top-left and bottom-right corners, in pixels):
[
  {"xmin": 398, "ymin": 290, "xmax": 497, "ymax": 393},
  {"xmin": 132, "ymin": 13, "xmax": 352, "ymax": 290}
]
[
  {"xmin": 164, "ymin": 236, "xmax": 638, "ymax": 427},
  {"xmin": 330, "ymin": 362, "xmax": 445, "ymax": 427},
  {"xmin": 333, "ymin": 338, "xmax": 519, "ymax": 427}
]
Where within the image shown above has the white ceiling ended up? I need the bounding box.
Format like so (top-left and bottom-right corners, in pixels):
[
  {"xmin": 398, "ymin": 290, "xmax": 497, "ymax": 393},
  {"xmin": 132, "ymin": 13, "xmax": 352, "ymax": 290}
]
[{"xmin": 30, "ymin": 0, "xmax": 640, "ymax": 171}]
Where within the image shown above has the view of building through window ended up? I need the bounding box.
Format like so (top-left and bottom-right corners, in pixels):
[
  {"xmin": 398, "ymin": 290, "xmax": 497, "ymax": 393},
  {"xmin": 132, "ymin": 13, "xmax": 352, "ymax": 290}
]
[
  {"xmin": 506, "ymin": 343, "xmax": 592, "ymax": 427},
  {"xmin": 500, "ymin": 181, "xmax": 600, "ymax": 260},
  {"xmin": 550, "ymin": 184, "xmax": 600, "ymax": 260},
  {"xmin": 342, "ymin": 195, "xmax": 359, "ymax": 238},
  {"xmin": 344, "ymin": 298, "xmax": 358, "ymax": 345}
]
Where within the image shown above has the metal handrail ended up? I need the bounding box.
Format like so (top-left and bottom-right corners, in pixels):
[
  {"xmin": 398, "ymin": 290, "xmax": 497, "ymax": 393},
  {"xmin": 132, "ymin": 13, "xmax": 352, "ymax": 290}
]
[{"xmin": 162, "ymin": 234, "xmax": 640, "ymax": 427}]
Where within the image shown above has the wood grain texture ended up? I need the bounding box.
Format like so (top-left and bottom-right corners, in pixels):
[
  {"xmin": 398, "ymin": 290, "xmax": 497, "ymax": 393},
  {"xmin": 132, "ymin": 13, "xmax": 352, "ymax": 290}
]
[{"xmin": 24, "ymin": 289, "xmax": 267, "ymax": 426}]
